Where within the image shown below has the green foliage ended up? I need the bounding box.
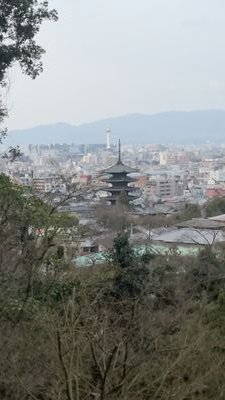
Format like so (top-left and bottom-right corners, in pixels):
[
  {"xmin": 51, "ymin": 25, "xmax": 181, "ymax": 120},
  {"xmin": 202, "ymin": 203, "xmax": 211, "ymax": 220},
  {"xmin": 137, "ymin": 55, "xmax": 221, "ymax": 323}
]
[
  {"xmin": 113, "ymin": 263, "xmax": 149, "ymax": 298},
  {"xmin": 204, "ymin": 289, "xmax": 225, "ymax": 337},
  {"xmin": 0, "ymin": 1, "xmax": 58, "ymax": 144},
  {"xmin": 206, "ymin": 196, "xmax": 225, "ymax": 217},
  {"xmin": 112, "ymin": 232, "xmax": 134, "ymax": 268},
  {"xmin": 179, "ymin": 203, "xmax": 201, "ymax": 221},
  {"xmin": 140, "ymin": 249, "xmax": 155, "ymax": 264},
  {"xmin": 32, "ymin": 277, "xmax": 80, "ymax": 305},
  {"xmin": 0, "ymin": 0, "xmax": 58, "ymax": 84},
  {"xmin": 0, "ymin": 104, "xmax": 7, "ymax": 141},
  {"xmin": 187, "ymin": 247, "xmax": 224, "ymax": 301},
  {"xmin": 0, "ymin": 297, "xmax": 41, "ymax": 321},
  {"xmin": 2, "ymin": 241, "xmax": 225, "ymax": 398},
  {"xmin": 0, "ymin": 174, "xmax": 75, "ymax": 232},
  {"xmin": 0, "ymin": 173, "xmax": 77, "ymax": 315},
  {"xmin": 112, "ymin": 232, "xmax": 150, "ymax": 297}
]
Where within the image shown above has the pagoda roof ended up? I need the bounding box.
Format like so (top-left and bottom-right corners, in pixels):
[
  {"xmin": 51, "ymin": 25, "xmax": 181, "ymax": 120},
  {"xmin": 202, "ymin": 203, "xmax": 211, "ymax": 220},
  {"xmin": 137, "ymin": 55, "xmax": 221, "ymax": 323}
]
[
  {"xmin": 103, "ymin": 160, "xmax": 138, "ymax": 175},
  {"xmin": 104, "ymin": 186, "xmax": 137, "ymax": 192},
  {"xmin": 105, "ymin": 176, "xmax": 136, "ymax": 183},
  {"xmin": 105, "ymin": 194, "xmax": 139, "ymax": 201}
]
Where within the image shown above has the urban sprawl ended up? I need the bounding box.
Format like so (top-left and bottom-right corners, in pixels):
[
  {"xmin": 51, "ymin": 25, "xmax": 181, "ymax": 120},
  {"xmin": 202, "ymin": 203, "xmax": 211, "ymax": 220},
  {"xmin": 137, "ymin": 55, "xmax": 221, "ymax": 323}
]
[{"xmin": 3, "ymin": 130, "xmax": 225, "ymax": 266}]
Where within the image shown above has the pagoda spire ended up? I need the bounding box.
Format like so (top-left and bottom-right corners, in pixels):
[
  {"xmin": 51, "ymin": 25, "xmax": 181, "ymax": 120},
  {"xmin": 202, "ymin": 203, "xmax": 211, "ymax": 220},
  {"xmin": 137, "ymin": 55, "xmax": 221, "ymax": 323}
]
[{"xmin": 118, "ymin": 139, "xmax": 121, "ymax": 163}]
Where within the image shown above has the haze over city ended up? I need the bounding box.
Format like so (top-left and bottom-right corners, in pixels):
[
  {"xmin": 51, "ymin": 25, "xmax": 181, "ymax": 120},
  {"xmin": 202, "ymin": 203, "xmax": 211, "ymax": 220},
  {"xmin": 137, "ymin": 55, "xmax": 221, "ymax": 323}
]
[{"xmin": 6, "ymin": 0, "xmax": 225, "ymax": 131}]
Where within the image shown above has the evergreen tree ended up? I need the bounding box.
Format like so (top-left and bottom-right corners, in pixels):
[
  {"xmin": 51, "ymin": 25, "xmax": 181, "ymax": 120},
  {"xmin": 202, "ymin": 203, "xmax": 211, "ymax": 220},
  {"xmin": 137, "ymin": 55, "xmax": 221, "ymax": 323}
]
[{"xmin": 112, "ymin": 232, "xmax": 149, "ymax": 297}]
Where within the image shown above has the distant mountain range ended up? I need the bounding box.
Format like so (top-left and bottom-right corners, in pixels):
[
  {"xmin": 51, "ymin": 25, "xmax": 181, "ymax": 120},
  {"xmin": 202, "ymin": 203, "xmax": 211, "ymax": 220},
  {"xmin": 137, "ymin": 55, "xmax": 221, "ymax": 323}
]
[{"xmin": 6, "ymin": 110, "xmax": 225, "ymax": 146}]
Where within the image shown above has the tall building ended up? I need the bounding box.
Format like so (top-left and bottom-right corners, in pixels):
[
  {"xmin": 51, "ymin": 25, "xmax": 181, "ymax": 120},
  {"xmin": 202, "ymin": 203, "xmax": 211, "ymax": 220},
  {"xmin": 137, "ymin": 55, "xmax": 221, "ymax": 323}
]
[
  {"xmin": 150, "ymin": 176, "xmax": 183, "ymax": 198},
  {"xmin": 106, "ymin": 126, "xmax": 111, "ymax": 150},
  {"xmin": 102, "ymin": 141, "xmax": 139, "ymax": 205},
  {"xmin": 159, "ymin": 151, "xmax": 178, "ymax": 166}
]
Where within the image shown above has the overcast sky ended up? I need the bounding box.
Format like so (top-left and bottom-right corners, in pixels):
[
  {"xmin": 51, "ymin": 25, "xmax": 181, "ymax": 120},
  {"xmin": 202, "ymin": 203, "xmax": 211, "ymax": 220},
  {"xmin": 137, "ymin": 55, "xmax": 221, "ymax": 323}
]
[{"xmin": 5, "ymin": 0, "xmax": 225, "ymax": 129}]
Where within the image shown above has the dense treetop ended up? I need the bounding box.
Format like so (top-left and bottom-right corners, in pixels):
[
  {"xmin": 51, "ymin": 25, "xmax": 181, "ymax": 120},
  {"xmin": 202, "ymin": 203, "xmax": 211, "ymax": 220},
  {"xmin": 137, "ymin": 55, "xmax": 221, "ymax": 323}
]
[{"xmin": 0, "ymin": 0, "xmax": 57, "ymax": 84}]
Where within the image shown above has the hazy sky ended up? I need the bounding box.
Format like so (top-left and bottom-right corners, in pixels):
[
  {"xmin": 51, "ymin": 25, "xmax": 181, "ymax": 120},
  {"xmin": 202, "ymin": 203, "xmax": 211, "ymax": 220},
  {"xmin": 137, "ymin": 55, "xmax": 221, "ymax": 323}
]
[{"xmin": 5, "ymin": 0, "xmax": 225, "ymax": 129}]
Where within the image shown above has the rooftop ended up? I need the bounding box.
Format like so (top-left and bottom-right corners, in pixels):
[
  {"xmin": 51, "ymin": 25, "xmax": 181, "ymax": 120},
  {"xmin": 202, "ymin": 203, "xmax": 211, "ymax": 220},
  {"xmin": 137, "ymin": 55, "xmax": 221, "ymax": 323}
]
[
  {"xmin": 103, "ymin": 175, "xmax": 136, "ymax": 183},
  {"xmin": 154, "ymin": 227, "xmax": 225, "ymax": 246},
  {"xmin": 176, "ymin": 218, "xmax": 225, "ymax": 230},
  {"xmin": 104, "ymin": 186, "xmax": 137, "ymax": 192},
  {"xmin": 209, "ymin": 214, "xmax": 225, "ymax": 222},
  {"xmin": 103, "ymin": 160, "xmax": 137, "ymax": 175},
  {"xmin": 105, "ymin": 193, "xmax": 139, "ymax": 201}
]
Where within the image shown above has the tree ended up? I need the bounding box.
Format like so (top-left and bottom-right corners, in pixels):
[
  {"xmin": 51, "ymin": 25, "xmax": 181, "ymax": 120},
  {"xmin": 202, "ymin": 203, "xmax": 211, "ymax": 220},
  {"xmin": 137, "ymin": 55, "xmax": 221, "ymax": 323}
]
[
  {"xmin": 2, "ymin": 227, "xmax": 225, "ymax": 398},
  {"xmin": 0, "ymin": 0, "xmax": 58, "ymax": 135},
  {"xmin": 95, "ymin": 203, "xmax": 131, "ymax": 233},
  {"xmin": 187, "ymin": 246, "xmax": 224, "ymax": 301},
  {"xmin": 112, "ymin": 232, "xmax": 134, "ymax": 269},
  {"xmin": 0, "ymin": 0, "xmax": 57, "ymax": 83},
  {"xmin": 117, "ymin": 190, "xmax": 129, "ymax": 207},
  {"xmin": 112, "ymin": 232, "xmax": 150, "ymax": 297},
  {"xmin": 0, "ymin": 174, "xmax": 77, "ymax": 316},
  {"xmin": 179, "ymin": 203, "xmax": 201, "ymax": 221},
  {"xmin": 205, "ymin": 196, "xmax": 225, "ymax": 217}
]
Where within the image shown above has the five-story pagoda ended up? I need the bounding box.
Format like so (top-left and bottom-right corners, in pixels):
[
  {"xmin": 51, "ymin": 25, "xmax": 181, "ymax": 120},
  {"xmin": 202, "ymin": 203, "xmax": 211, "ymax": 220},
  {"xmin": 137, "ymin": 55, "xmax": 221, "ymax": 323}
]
[{"xmin": 102, "ymin": 140, "xmax": 139, "ymax": 205}]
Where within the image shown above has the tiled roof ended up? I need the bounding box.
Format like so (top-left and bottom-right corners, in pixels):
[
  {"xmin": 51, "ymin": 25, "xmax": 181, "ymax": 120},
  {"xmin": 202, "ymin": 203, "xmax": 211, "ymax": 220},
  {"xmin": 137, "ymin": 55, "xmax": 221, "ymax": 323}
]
[
  {"xmin": 155, "ymin": 228, "xmax": 225, "ymax": 245},
  {"xmin": 176, "ymin": 218, "xmax": 225, "ymax": 230},
  {"xmin": 103, "ymin": 161, "xmax": 137, "ymax": 174}
]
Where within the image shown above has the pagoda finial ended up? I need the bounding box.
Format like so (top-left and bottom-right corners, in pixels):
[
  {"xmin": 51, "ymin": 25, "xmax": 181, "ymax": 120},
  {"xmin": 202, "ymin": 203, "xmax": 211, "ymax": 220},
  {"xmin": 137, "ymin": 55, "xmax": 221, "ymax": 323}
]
[{"xmin": 118, "ymin": 139, "xmax": 121, "ymax": 163}]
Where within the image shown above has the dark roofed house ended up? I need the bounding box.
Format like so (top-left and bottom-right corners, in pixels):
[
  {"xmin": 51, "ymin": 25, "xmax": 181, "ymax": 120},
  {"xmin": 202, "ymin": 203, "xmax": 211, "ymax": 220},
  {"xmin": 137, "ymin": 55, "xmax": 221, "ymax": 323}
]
[{"xmin": 102, "ymin": 140, "xmax": 139, "ymax": 205}]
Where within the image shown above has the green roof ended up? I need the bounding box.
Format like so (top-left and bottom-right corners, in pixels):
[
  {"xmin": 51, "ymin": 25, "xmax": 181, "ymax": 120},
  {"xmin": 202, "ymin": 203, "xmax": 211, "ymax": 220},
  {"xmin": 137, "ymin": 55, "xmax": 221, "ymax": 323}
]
[{"xmin": 75, "ymin": 243, "xmax": 200, "ymax": 267}]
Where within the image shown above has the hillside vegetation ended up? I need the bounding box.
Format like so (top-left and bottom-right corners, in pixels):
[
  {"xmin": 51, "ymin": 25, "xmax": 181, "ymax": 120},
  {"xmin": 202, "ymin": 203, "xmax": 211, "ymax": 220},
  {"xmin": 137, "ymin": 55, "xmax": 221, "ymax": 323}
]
[{"xmin": 1, "ymin": 177, "xmax": 225, "ymax": 399}]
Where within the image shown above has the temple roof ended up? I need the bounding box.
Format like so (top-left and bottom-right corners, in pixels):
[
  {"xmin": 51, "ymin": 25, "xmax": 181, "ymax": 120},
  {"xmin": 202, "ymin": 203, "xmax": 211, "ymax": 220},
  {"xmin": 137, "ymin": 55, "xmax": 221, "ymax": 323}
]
[
  {"xmin": 104, "ymin": 186, "xmax": 137, "ymax": 192},
  {"xmin": 103, "ymin": 160, "xmax": 137, "ymax": 175},
  {"xmin": 104, "ymin": 175, "xmax": 136, "ymax": 183},
  {"xmin": 105, "ymin": 193, "xmax": 139, "ymax": 201}
]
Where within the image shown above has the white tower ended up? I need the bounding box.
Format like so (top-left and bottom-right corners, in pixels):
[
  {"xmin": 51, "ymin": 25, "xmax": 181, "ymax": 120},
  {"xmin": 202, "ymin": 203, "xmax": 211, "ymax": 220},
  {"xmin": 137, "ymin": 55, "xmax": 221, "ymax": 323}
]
[{"xmin": 106, "ymin": 125, "xmax": 111, "ymax": 150}]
